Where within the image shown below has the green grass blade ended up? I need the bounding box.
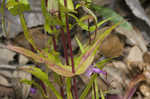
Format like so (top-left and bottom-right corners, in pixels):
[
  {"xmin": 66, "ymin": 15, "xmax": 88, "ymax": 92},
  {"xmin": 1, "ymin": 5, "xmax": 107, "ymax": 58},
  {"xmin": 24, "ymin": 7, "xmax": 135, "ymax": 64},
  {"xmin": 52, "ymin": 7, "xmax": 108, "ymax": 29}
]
[{"xmin": 95, "ymin": 79, "xmax": 99, "ymax": 99}]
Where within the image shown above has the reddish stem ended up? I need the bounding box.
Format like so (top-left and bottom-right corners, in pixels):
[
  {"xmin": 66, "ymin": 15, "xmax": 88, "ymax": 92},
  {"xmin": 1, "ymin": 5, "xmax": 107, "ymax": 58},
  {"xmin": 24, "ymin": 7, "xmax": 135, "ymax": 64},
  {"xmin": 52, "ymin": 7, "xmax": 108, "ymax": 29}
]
[
  {"xmin": 40, "ymin": 80, "xmax": 47, "ymax": 95},
  {"xmin": 52, "ymin": 35, "xmax": 57, "ymax": 50},
  {"xmin": 65, "ymin": 14, "xmax": 75, "ymax": 73},
  {"xmin": 58, "ymin": 11, "xmax": 69, "ymax": 65},
  {"xmin": 64, "ymin": 0, "xmax": 78, "ymax": 99}
]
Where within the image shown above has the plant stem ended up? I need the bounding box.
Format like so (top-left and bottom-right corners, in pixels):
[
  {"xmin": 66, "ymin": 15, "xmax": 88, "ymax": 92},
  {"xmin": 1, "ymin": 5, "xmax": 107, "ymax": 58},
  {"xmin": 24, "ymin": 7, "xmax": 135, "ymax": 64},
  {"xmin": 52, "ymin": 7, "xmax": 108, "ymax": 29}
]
[
  {"xmin": 65, "ymin": 10, "xmax": 75, "ymax": 73},
  {"xmin": 19, "ymin": 14, "xmax": 39, "ymax": 52},
  {"xmin": 50, "ymin": 26, "xmax": 57, "ymax": 50},
  {"xmin": 63, "ymin": 0, "xmax": 78, "ymax": 99},
  {"xmin": 88, "ymin": 19, "xmax": 91, "ymax": 44},
  {"xmin": 94, "ymin": 21, "xmax": 98, "ymax": 40},
  {"xmin": 93, "ymin": 82, "xmax": 96, "ymax": 99},
  {"xmin": 45, "ymin": 0, "xmax": 65, "ymax": 97},
  {"xmin": 51, "ymin": 26, "xmax": 65, "ymax": 98},
  {"xmin": 58, "ymin": 10, "xmax": 69, "ymax": 65},
  {"xmin": 49, "ymin": 15, "xmax": 65, "ymax": 99}
]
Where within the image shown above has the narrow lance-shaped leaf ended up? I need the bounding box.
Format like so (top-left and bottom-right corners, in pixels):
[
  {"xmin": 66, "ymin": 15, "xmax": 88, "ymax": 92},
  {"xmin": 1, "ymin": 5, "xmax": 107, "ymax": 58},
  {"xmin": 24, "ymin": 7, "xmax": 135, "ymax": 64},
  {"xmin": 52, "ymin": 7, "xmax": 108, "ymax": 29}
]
[
  {"xmin": 82, "ymin": 6, "xmax": 97, "ymax": 23},
  {"xmin": 91, "ymin": 80, "xmax": 99, "ymax": 99},
  {"xmin": 96, "ymin": 58, "xmax": 112, "ymax": 69},
  {"xmin": 6, "ymin": 45, "xmax": 74, "ymax": 77},
  {"xmin": 20, "ymin": 66, "xmax": 63, "ymax": 99},
  {"xmin": 75, "ymin": 22, "xmax": 122, "ymax": 75},
  {"xmin": 75, "ymin": 36, "xmax": 85, "ymax": 54},
  {"xmin": 19, "ymin": 14, "xmax": 39, "ymax": 52},
  {"xmin": 68, "ymin": 13, "xmax": 112, "ymax": 32},
  {"xmin": 100, "ymin": 88, "xmax": 105, "ymax": 99}
]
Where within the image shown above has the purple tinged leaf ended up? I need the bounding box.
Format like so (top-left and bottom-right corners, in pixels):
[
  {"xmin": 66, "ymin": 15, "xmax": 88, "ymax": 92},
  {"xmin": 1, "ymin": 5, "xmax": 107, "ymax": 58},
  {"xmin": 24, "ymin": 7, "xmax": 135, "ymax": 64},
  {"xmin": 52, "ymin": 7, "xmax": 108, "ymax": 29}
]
[
  {"xmin": 6, "ymin": 45, "xmax": 74, "ymax": 77},
  {"xmin": 76, "ymin": 22, "xmax": 121, "ymax": 74}
]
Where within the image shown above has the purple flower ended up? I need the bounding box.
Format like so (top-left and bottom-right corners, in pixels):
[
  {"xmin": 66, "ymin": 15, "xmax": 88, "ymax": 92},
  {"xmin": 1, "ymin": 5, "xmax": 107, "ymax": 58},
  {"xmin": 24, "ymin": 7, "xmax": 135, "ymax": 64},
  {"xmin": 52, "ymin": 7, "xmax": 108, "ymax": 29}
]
[
  {"xmin": 85, "ymin": 64, "xmax": 106, "ymax": 77},
  {"xmin": 30, "ymin": 88, "xmax": 36, "ymax": 94},
  {"xmin": 55, "ymin": 25, "xmax": 60, "ymax": 29}
]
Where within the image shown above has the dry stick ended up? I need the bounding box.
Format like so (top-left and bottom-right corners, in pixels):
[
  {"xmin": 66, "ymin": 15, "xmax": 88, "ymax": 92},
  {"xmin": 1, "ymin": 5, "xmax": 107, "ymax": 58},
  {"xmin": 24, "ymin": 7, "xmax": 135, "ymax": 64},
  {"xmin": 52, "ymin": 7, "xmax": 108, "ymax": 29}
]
[{"xmin": 63, "ymin": 0, "xmax": 78, "ymax": 99}]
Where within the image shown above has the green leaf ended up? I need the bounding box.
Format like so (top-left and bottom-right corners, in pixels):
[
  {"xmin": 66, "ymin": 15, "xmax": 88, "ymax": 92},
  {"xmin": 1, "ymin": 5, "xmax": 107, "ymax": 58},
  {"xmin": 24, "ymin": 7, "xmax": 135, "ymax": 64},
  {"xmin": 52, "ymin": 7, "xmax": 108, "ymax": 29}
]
[
  {"xmin": 100, "ymin": 88, "xmax": 105, "ymax": 99},
  {"xmin": 22, "ymin": 66, "xmax": 49, "ymax": 81},
  {"xmin": 89, "ymin": 17, "xmax": 112, "ymax": 32},
  {"xmin": 6, "ymin": 45, "xmax": 74, "ymax": 77},
  {"xmin": 75, "ymin": 22, "xmax": 121, "ymax": 75},
  {"xmin": 41, "ymin": 0, "xmax": 48, "ymax": 17},
  {"xmin": 19, "ymin": 14, "xmax": 39, "ymax": 52},
  {"xmin": 6, "ymin": 0, "xmax": 30, "ymax": 15},
  {"xmin": 82, "ymin": 6, "xmax": 97, "ymax": 23},
  {"xmin": 96, "ymin": 58, "xmax": 112, "ymax": 69},
  {"xmin": 95, "ymin": 79, "xmax": 99, "ymax": 99},
  {"xmin": 20, "ymin": 66, "xmax": 63, "ymax": 99},
  {"xmin": 75, "ymin": 36, "xmax": 85, "ymax": 54},
  {"xmin": 59, "ymin": 0, "xmax": 74, "ymax": 10},
  {"xmin": 69, "ymin": 13, "xmax": 112, "ymax": 32},
  {"xmin": 66, "ymin": 78, "xmax": 73, "ymax": 99},
  {"xmin": 21, "ymin": 79, "xmax": 47, "ymax": 98},
  {"xmin": 91, "ymin": 4, "xmax": 133, "ymax": 30},
  {"xmin": 92, "ymin": 80, "xmax": 99, "ymax": 99},
  {"xmin": 53, "ymin": 72, "xmax": 62, "ymax": 86},
  {"xmin": 80, "ymin": 74, "xmax": 97, "ymax": 99},
  {"xmin": 41, "ymin": 0, "xmax": 63, "ymax": 29}
]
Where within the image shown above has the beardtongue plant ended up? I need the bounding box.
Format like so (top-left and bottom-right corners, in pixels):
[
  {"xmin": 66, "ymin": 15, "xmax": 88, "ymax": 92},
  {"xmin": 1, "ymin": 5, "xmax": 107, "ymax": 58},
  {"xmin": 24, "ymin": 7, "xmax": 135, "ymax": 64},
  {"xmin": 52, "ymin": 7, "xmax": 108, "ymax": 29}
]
[{"xmin": 3, "ymin": 0, "xmax": 126, "ymax": 99}]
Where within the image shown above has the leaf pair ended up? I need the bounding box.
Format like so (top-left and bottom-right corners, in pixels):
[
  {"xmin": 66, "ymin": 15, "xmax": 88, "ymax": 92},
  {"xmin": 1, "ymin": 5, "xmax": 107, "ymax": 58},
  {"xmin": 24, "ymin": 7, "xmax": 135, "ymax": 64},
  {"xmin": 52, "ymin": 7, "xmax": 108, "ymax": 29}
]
[{"xmin": 7, "ymin": 22, "xmax": 121, "ymax": 77}]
